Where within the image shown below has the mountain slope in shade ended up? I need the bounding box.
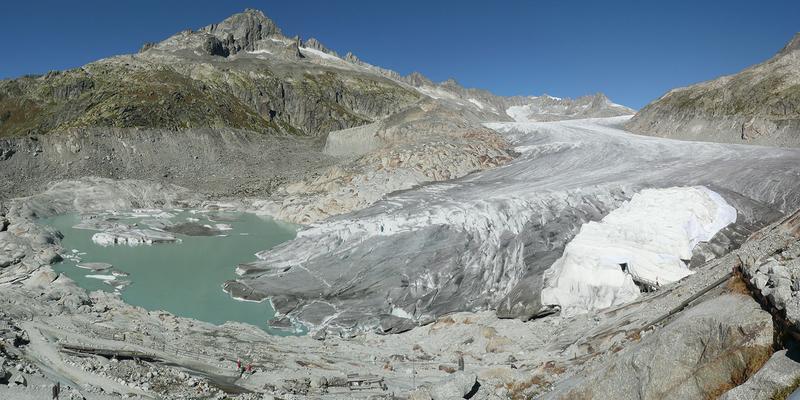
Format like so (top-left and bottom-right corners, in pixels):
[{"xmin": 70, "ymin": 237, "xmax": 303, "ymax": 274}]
[{"xmin": 626, "ymin": 33, "xmax": 800, "ymax": 147}]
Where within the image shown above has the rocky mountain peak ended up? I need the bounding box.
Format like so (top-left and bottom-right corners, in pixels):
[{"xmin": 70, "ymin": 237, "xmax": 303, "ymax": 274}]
[
  {"xmin": 590, "ymin": 93, "xmax": 611, "ymax": 103},
  {"xmin": 404, "ymin": 72, "xmax": 433, "ymax": 87},
  {"xmin": 200, "ymin": 9, "xmax": 282, "ymax": 55},
  {"xmin": 304, "ymin": 37, "xmax": 338, "ymax": 56},
  {"xmin": 778, "ymin": 32, "xmax": 800, "ymax": 56},
  {"xmin": 441, "ymin": 78, "xmax": 461, "ymax": 88},
  {"xmin": 344, "ymin": 52, "xmax": 361, "ymax": 63}
]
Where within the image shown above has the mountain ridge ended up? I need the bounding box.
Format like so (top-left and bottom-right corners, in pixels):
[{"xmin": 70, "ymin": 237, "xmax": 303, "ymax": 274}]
[
  {"xmin": 0, "ymin": 8, "xmax": 633, "ymax": 138},
  {"xmin": 626, "ymin": 32, "xmax": 800, "ymax": 147}
]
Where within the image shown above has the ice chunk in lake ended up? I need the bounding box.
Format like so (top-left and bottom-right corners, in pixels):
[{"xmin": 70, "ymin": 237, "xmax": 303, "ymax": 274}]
[
  {"xmin": 540, "ymin": 186, "xmax": 736, "ymax": 316},
  {"xmin": 76, "ymin": 262, "xmax": 113, "ymax": 271},
  {"xmin": 85, "ymin": 274, "xmax": 116, "ymax": 281},
  {"xmin": 91, "ymin": 228, "xmax": 180, "ymax": 246},
  {"xmin": 214, "ymin": 224, "xmax": 233, "ymax": 231}
]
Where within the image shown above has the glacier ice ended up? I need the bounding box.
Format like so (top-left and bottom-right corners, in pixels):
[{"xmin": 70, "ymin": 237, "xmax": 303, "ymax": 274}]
[{"xmin": 540, "ymin": 186, "xmax": 737, "ymax": 315}]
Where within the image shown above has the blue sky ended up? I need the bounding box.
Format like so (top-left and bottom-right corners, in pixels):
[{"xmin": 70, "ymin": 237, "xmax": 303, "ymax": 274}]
[{"xmin": 2, "ymin": 0, "xmax": 798, "ymax": 109}]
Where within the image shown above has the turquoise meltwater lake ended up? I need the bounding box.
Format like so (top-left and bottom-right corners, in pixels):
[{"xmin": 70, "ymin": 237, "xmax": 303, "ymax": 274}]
[{"xmin": 41, "ymin": 210, "xmax": 299, "ymax": 335}]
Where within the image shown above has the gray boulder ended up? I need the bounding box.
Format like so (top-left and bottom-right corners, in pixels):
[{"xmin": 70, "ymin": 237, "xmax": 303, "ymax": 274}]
[
  {"xmin": 10, "ymin": 372, "xmax": 26, "ymax": 387},
  {"xmin": 721, "ymin": 350, "xmax": 800, "ymax": 400},
  {"xmin": 428, "ymin": 372, "xmax": 479, "ymax": 400},
  {"xmin": 0, "ymin": 366, "xmax": 10, "ymax": 384}
]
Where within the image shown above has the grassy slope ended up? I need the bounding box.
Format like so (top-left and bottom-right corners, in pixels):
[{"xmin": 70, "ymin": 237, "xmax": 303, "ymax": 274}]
[{"xmin": 0, "ymin": 58, "xmax": 420, "ymax": 138}]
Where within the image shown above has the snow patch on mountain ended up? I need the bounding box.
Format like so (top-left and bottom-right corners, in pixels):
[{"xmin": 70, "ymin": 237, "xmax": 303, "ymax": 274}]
[
  {"xmin": 540, "ymin": 186, "xmax": 737, "ymax": 316},
  {"xmin": 506, "ymin": 104, "xmax": 537, "ymax": 122},
  {"xmin": 300, "ymin": 46, "xmax": 340, "ymax": 60},
  {"xmin": 416, "ymin": 85, "xmax": 462, "ymax": 102},
  {"xmin": 468, "ymin": 98, "xmax": 485, "ymax": 109}
]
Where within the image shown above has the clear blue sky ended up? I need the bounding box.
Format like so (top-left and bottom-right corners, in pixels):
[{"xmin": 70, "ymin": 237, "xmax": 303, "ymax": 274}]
[{"xmin": 2, "ymin": 0, "xmax": 798, "ymax": 109}]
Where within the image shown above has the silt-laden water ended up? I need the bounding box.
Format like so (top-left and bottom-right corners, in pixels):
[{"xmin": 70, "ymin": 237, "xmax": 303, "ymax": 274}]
[{"xmin": 41, "ymin": 211, "xmax": 299, "ymax": 335}]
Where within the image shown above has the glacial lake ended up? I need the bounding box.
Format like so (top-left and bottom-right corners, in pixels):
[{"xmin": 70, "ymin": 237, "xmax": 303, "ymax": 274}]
[{"xmin": 41, "ymin": 210, "xmax": 300, "ymax": 335}]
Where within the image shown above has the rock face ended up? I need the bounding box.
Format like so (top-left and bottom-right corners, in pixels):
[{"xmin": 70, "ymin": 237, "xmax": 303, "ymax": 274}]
[
  {"xmin": 546, "ymin": 294, "xmax": 774, "ymax": 400},
  {"xmin": 739, "ymin": 208, "xmax": 800, "ymax": 334},
  {"xmin": 626, "ymin": 33, "xmax": 800, "ymax": 147},
  {"xmin": 200, "ymin": 9, "xmax": 282, "ymax": 55},
  {"xmin": 0, "ymin": 127, "xmax": 336, "ymax": 201}
]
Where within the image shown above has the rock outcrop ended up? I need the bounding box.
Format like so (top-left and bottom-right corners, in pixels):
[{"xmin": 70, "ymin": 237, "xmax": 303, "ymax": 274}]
[
  {"xmin": 626, "ymin": 33, "xmax": 800, "ymax": 147},
  {"xmin": 546, "ymin": 294, "xmax": 774, "ymax": 400},
  {"xmin": 200, "ymin": 9, "xmax": 282, "ymax": 55},
  {"xmin": 739, "ymin": 207, "xmax": 800, "ymax": 337}
]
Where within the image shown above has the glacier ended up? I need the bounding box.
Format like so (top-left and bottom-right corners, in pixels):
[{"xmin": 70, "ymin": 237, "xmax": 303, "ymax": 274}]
[{"xmin": 227, "ymin": 116, "xmax": 800, "ymax": 336}]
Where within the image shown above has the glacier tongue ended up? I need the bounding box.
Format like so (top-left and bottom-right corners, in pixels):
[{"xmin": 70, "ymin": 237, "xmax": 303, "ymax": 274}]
[
  {"xmin": 541, "ymin": 186, "xmax": 737, "ymax": 315},
  {"xmin": 230, "ymin": 117, "xmax": 800, "ymax": 337}
]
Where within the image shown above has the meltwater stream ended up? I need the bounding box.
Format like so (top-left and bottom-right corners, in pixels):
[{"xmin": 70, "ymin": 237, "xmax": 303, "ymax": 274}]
[{"xmin": 41, "ymin": 210, "xmax": 299, "ymax": 335}]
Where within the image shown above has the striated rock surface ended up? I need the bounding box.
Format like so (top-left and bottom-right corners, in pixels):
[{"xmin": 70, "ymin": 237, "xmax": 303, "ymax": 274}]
[{"xmin": 627, "ymin": 33, "xmax": 800, "ymax": 147}]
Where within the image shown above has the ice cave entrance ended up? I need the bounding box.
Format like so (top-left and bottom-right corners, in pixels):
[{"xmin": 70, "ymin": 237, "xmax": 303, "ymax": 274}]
[{"xmin": 40, "ymin": 210, "xmax": 302, "ymax": 335}]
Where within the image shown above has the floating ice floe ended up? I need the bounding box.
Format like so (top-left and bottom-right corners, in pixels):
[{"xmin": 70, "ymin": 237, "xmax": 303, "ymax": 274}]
[
  {"xmin": 91, "ymin": 228, "xmax": 180, "ymax": 246},
  {"xmin": 214, "ymin": 224, "xmax": 233, "ymax": 231},
  {"xmin": 540, "ymin": 186, "xmax": 736, "ymax": 316},
  {"xmin": 76, "ymin": 262, "xmax": 113, "ymax": 272},
  {"xmin": 85, "ymin": 274, "xmax": 116, "ymax": 281},
  {"xmin": 125, "ymin": 209, "xmax": 176, "ymax": 219},
  {"xmin": 86, "ymin": 273, "xmax": 131, "ymax": 291}
]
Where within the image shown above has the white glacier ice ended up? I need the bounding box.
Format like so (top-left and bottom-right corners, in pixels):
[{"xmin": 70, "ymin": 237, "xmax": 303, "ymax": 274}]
[{"xmin": 540, "ymin": 186, "xmax": 737, "ymax": 315}]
